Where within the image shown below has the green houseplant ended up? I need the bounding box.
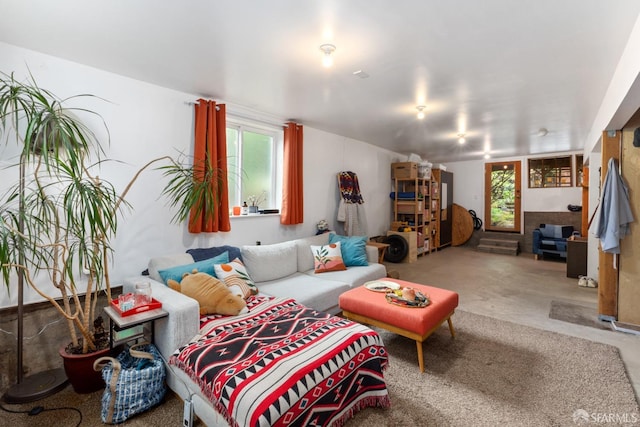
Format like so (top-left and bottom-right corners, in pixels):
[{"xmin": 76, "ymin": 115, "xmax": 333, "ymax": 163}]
[
  {"xmin": 0, "ymin": 72, "xmax": 222, "ymax": 394},
  {"xmin": 0, "ymin": 72, "xmax": 118, "ymax": 355}
]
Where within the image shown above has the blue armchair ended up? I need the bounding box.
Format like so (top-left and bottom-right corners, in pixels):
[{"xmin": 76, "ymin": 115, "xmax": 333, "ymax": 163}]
[{"xmin": 532, "ymin": 224, "xmax": 574, "ymax": 260}]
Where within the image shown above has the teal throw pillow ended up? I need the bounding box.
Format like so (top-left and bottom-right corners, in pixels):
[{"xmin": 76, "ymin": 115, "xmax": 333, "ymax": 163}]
[
  {"xmin": 328, "ymin": 234, "xmax": 368, "ymax": 267},
  {"xmin": 158, "ymin": 251, "xmax": 229, "ymax": 284}
]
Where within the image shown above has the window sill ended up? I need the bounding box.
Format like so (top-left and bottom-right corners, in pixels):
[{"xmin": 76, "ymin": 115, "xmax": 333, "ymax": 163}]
[{"xmin": 230, "ymin": 213, "xmax": 281, "ymax": 219}]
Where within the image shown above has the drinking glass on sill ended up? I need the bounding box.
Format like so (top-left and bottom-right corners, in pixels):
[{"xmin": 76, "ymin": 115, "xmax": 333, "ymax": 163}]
[{"xmin": 135, "ymin": 281, "xmax": 152, "ymax": 306}]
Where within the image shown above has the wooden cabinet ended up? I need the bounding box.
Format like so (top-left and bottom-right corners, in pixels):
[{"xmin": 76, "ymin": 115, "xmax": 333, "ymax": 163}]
[
  {"xmin": 432, "ymin": 169, "xmax": 454, "ymax": 249},
  {"xmin": 386, "ymin": 230, "xmax": 418, "ymax": 263},
  {"xmin": 567, "ymin": 237, "xmax": 587, "ymax": 278},
  {"xmin": 392, "ymin": 176, "xmax": 433, "ymax": 256}
]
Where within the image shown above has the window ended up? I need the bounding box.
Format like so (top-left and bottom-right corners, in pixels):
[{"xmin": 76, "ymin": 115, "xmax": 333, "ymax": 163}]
[
  {"xmin": 528, "ymin": 156, "xmax": 572, "ymax": 188},
  {"xmin": 226, "ymin": 121, "xmax": 282, "ymax": 210}
]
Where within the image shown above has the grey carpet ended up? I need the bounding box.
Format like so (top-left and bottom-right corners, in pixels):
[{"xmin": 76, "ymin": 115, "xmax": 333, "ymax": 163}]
[
  {"xmin": 1, "ymin": 310, "xmax": 637, "ymax": 426},
  {"xmin": 549, "ymin": 300, "xmax": 610, "ymax": 330}
]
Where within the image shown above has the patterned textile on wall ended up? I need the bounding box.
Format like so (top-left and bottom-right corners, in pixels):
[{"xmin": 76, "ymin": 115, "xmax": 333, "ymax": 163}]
[
  {"xmin": 337, "ymin": 171, "xmax": 364, "ymax": 204},
  {"xmin": 337, "ymin": 171, "xmax": 365, "ymax": 236}
]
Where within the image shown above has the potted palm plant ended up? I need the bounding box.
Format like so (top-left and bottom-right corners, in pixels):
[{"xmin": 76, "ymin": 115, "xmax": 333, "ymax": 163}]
[{"xmin": 0, "ymin": 72, "xmax": 221, "ymax": 394}]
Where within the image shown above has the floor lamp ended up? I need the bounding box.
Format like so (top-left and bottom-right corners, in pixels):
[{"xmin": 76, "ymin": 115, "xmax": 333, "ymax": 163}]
[{"xmin": 2, "ymin": 157, "xmax": 68, "ymax": 404}]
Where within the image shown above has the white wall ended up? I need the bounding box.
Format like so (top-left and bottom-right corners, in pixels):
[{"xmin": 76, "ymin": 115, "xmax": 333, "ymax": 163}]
[
  {"xmin": 445, "ymin": 160, "xmax": 484, "ymax": 217},
  {"xmin": 446, "ymin": 153, "xmax": 583, "ymax": 231},
  {"xmin": 0, "ymin": 42, "xmax": 397, "ymax": 307},
  {"xmin": 584, "ymin": 13, "xmax": 640, "ymax": 158}
]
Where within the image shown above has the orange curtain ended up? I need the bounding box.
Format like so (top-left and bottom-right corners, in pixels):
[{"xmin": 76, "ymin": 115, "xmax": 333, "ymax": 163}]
[
  {"xmin": 189, "ymin": 99, "xmax": 230, "ymax": 233},
  {"xmin": 281, "ymin": 122, "xmax": 304, "ymax": 225}
]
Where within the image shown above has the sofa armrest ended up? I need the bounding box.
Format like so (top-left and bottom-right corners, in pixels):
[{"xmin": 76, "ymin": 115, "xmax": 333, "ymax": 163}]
[
  {"xmin": 123, "ymin": 276, "xmax": 199, "ymax": 360},
  {"xmin": 365, "ymin": 245, "xmax": 379, "ymax": 263},
  {"xmin": 532, "ymin": 229, "xmax": 542, "ymax": 254}
]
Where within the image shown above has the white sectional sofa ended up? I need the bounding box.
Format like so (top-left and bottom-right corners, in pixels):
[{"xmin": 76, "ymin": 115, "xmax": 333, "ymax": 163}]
[
  {"xmin": 123, "ymin": 232, "xmax": 386, "ymax": 358},
  {"xmin": 122, "ymin": 232, "xmax": 386, "ymax": 426},
  {"xmin": 239, "ymin": 233, "xmax": 386, "ymax": 314}
]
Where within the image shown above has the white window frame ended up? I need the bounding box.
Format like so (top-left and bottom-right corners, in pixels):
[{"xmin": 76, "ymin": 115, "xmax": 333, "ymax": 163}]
[{"xmin": 226, "ymin": 117, "xmax": 283, "ymax": 211}]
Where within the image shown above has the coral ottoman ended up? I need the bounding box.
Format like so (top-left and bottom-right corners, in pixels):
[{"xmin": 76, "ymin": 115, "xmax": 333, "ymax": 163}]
[{"xmin": 339, "ymin": 279, "xmax": 458, "ymax": 372}]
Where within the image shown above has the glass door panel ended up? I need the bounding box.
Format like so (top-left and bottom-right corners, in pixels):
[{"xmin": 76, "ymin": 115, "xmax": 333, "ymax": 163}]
[{"xmin": 484, "ymin": 161, "xmax": 521, "ymax": 232}]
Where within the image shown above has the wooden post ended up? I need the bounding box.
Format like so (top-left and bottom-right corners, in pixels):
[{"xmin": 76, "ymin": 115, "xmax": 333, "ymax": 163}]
[
  {"xmin": 618, "ymin": 110, "xmax": 640, "ymax": 325},
  {"xmin": 581, "ymin": 166, "xmax": 589, "ymax": 237},
  {"xmin": 598, "ymin": 130, "xmax": 621, "ymax": 320}
]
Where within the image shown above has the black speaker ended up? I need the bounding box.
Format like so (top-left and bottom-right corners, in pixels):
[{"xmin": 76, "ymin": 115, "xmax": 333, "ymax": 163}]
[{"xmin": 634, "ymin": 127, "xmax": 640, "ymax": 147}]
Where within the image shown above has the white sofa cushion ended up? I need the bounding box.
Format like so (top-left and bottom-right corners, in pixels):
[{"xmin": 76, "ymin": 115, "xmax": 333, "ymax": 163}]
[
  {"xmin": 294, "ymin": 233, "xmax": 331, "ymax": 272},
  {"xmin": 302, "ymin": 263, "xmax": 387, "ymax": 288},
  {"xmin": 148, "ymin": 253, "xmax": 195, "ymax": 282},
  {"xmin": 241, "ymin": 241, "xmax": 297, "ymax": 282},
  {"xmin": 256, "ymin": 272, "xmax": 351, "ymax": 314}
]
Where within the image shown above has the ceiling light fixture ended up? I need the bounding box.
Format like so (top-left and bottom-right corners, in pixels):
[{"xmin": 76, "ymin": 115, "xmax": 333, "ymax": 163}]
[
  {"xmin": 537, "ymin": 127, "xmax": 549, "ymax": 137},
  {"xmin": 457, "ymin": 133, "xmax": 466, "ymax": 144},
  {"xmin": 416, "ymin": 105, "xmax": 426, "ymax": 119},
  {"xmin": 320, "ymin": 44, "xmax": 336, "ymax": 68}
]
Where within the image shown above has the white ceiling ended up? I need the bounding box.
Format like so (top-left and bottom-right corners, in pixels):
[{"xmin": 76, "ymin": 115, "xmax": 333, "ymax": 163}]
[{"xmin": 1, "ymin": 1, "xmax": 639, "ymax": 163}]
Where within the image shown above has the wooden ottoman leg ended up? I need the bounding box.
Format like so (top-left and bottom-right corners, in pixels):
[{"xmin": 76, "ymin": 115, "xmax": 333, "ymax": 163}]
[
  {"xmin": 447, "ymin": 316, "xmax": 456, "ymax": 338},
  {"xmin": 416, "ymin": 340, "xmax": 425, "ymax": 373}
]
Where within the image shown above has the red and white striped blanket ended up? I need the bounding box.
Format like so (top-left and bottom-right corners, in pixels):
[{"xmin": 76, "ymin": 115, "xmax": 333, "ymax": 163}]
[{"xmin": 170, "ymin": 297, "xmax": 390, "ymax": 427}]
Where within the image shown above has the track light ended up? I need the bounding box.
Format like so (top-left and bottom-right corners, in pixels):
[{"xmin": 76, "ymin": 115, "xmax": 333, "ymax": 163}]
[{"xmin": 320, "ymin": 44, "xmax": 336, "ymax": 68}]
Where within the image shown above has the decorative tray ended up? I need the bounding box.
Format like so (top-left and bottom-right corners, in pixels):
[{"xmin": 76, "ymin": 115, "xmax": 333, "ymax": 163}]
[
  {"xmin": 385, "ymin": 291, "xmax": 430, "ymax": 308},
  {"xmin": 364, "ymin": 280, "xmax": 400, "ymax": 293},
  {"xmin": 110, "ymin": 297, "xmax": 163, "ymax": 317}
]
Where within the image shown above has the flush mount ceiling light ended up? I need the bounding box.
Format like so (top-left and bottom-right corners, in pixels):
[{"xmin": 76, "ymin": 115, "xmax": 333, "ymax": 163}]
[
  {"xmin": 416, "ymin": 105, "xmax": 426, "ymax": 119},
  {"xmin": 457, "ymin": 133, "xmax": 466, "ymax": 144},
  {"xmin": 320, "ymin": 44, "xmax": 336, "ymax": 68}
]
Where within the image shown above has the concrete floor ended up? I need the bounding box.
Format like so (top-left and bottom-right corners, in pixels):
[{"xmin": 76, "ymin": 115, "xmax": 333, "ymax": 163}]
[{"xmin": 384, "ymin": 246, "xmax": 640, "ymax": 400}]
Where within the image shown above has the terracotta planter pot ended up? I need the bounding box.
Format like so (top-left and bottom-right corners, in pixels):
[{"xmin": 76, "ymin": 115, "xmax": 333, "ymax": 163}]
[{"xmin": 59, "ymin": 344, "xmax": 116, "ymax": 394}]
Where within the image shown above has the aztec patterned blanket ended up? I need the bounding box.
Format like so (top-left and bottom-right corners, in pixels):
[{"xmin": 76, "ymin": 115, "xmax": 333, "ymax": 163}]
[{"xmin": 170, "ymin": 297, "xmax": 390, "ymax": 427}]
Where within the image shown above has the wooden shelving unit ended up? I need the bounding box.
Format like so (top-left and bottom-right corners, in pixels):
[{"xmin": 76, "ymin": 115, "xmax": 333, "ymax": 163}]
[
  {"xmin": 392, "ymin": 175, "xmax": 434, "ymax": 256},
  {"xmin": 430, "ymin": 175, "xmax": 440, "ymax": 249}
]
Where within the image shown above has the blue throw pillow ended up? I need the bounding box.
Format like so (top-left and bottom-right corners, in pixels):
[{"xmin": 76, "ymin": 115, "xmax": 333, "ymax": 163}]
[
  {"xmin": 187, "ymin": 245, "xmax": 242, "ymax": 263},
  {"xmin": 158, "ymin": 251, "xmax": 229, "ymax": 284},
  {"xmin": 328, "ymin": 234, "xmax": 368, "ymax": 267}
]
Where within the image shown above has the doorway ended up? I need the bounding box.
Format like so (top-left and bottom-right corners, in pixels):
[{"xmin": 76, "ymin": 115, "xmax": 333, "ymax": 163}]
[{"xmin": 484, "ymin": 161, "xmax": 521, "ymax": 232}]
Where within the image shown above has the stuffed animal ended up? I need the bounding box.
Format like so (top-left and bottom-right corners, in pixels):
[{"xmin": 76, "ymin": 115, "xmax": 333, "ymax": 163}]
[{"xmin": 167, "ymin": 271, "xmax": 247, "ymax": 316}]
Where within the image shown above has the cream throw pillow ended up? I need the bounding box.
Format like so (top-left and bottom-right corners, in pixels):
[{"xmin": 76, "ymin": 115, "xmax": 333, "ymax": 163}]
[
  {"xmin": 213, "ymin": 258, "xmax": 259, "ymax": 299},
  {"xmin": 310, "ymin": 242, "xmax": 347, "ymax": 273}
]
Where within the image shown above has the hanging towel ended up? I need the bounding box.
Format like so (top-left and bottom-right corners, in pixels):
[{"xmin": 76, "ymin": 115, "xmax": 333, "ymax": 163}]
[
  {"xmin": 337, "ymin": 199, "xmax": 346, "ymax": 222},
  {"xmin": 592, "ymin": 157, "xmax": 634, "ymax": 255},
  {"xmin": 343, "ymin": 203, "xmax": 364, "ymax": 236},
  {"xmin": 337, "ymin": 171, "xmax": 364, "ymax": 204}
]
